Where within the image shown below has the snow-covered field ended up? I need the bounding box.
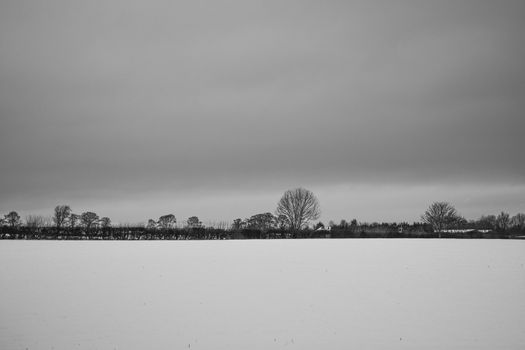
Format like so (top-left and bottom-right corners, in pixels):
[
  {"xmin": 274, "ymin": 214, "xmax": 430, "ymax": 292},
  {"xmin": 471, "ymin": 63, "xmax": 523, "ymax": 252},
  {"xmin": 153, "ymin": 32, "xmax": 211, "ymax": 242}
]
[{"xmin": 1, "ymin": 239, "xmax": 524, "ymax": 350}]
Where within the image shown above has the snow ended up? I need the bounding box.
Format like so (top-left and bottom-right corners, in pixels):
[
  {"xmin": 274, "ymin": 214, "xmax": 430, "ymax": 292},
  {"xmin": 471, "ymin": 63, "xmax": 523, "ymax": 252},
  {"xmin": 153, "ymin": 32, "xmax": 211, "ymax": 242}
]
[{"xmin": 1, "ymin": 239, "xmax": 524, "ymax": 350}]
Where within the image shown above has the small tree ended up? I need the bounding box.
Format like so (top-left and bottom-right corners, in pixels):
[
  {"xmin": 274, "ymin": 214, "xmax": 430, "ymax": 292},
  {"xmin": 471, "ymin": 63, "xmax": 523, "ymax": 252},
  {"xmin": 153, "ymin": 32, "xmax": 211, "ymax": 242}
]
[
  {"xmin": 53, "ymin": 205, "xmax": 71, "ymax": 234},
  {"xmin": 187, "ymin": 216, "xmax": 202, "ymax": 229},
  {"xmin": 232, "ymin": 218, "xmax": 244, "ymax": 230},
  {"xmin": 496, "ymin": 212, "xmax": 510, "ymax": 232},
  {"xmin": 421, "ymin": 202, "xmax": 460, "ymax": 237},
  {"xmin": 158, "ymin": 214, "xmax": 176, "ymax": 229},
  {"xmin": 478, "ymin": 215, "xmax": 497, "ymax": 230},
  {"xmin": 100, "ymin": 217, "xmax": 111, "ymax": 228},
  {"xmin": 146, "ymin": 219, "xmax": 157, "ymax": 229},
  {"xmin": 4, "ymin": 211, "xmax": 21, "ymax": 228},
  {"xmin": 276, "ymin": 188, "xmax": 320, "ymax": 230},
  {"xmin": 510, "ymin": 213, "xmax": 525, "ymax": 232},
  {"xmin": 246, "ymin": 213, "xmax": 276, "ymax": 231},
  {"xmin": 81, "ymin": 212, "xmax": 99, "ymax": 233},
  {"xmin": 69, "ymin": 213, "xmax": 80, "ymax": 230},
  {"xmin": 275, "ymin": 214, "xmax": 289, "ymax": 230}
]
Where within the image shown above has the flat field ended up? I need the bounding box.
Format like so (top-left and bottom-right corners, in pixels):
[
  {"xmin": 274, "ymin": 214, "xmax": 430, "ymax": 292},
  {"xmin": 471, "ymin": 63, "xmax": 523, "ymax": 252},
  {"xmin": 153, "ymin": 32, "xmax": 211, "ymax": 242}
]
[{"xmin": 1, "ymin": 239, "xmax": 524, "ymax": 349}]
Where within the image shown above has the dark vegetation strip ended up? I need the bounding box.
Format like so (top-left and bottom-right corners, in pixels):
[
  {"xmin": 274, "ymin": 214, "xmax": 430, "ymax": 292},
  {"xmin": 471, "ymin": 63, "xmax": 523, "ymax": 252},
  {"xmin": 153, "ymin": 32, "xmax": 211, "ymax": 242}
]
[{"xmin": 0, "ymin": 226, "xmax": 521, "ymax": 240}]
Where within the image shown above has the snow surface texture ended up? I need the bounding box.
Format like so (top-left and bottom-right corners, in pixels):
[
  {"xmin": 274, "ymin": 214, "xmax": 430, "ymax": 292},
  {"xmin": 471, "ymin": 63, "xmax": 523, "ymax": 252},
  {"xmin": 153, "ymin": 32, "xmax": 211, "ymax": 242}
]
[{"xmin": 1, "ymin": 240, "xmax": 524, "ymax": 350}]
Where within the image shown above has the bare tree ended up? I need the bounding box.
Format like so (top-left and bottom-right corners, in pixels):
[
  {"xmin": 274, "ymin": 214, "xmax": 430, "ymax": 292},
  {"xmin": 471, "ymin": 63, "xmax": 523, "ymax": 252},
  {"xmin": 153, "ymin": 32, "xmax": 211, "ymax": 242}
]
[
  {"xmin": 69, "ymin": 213, "xmax": 80, "ymax": 229},
  {"xmin": 158, "ymin": 214, "xmax": 176, "ymax": 229},
  {"xmin": 4, "ymin": 211, "xmax": 21, "ymax": 228},
  {"xmin": 53, "ymin": 205, "xmax": 71, "ymax": 234},
  {"xmin": 510, "ymin": 213, "xmax": 525, "ymax": 231},
  {"xmin": 276, "ymin": 188, "xmax": 321, "ymax": 230},
  {"xmin": 496, "ymin": 212, "xmax": 510, "ymax": 232},
  {"xmin": 421, "ymin": 202, "xmax": 460, "ymax": 237},
  {"xmin": 81, "ymin": 212, "xmax": 99, "ymax": 233},
  {"xmin": 478, "ymin": 215, "xmax": 497, "ymax": 230}
]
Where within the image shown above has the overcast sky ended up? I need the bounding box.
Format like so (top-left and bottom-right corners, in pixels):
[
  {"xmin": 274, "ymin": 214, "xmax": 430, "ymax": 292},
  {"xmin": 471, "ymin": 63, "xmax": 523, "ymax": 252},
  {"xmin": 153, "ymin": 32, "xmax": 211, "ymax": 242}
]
[{"xmin": 1, "ymin": 0, "xmax": 524, "ymax": 225}]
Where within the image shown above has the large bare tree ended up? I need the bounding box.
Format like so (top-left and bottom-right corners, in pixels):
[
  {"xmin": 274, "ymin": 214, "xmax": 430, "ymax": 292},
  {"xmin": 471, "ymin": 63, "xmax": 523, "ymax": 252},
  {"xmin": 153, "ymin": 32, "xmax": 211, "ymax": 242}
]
[
  {"xmin": 421, "ymin": 202, "xmax": 460, "ymax": 237},
  {"xmin": 276, "ymin": 188, "xmax": 320, "ymax": 230}
]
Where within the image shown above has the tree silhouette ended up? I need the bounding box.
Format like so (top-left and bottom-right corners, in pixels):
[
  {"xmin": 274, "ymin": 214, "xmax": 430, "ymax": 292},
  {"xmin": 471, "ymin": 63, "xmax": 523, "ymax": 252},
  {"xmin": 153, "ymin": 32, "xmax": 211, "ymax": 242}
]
[
  {"xmin": 158, "ymin": 214, "xmax": 176, "ymax": 229},
  {"xmin": 232, "ymin": 218, "xmax": 244, "ymax": 230},
  {"xmin": 53, "ymin": 205, "xmax": 71, "ymax": 234},
  {"xmin": 246, "ymin": 213, "xmax": 276, "ymax": 231},
  {"xmin": 146, "ymin": 219, "xmax": 157, "ymax": 229},
  {"xmin": 276, "ymin": 188, "xmax": 320, "ymax": 230},
  {"xmin": 69, "ymin": 213, "xmax": 80, "ymax": 230},
  {"xmin": 187, "ymin": 216, "xmax": 202, "ymax": 228},
  {"xmin": 100, "ymin": 217, "xmax": 111, "ymax": 228},
  {"xmin": 511, "ymin": 213, "xmax": 525, "ymax": 232},
  {"xmin": 81, "ymin": 212, "xmax": 99, "ymax": 233},
  {"xmin": 4, "ymin": 211, "xmax": 21, "ymax": 228},
  {"xmin": 421, "ymin": 202, "xmax": 460, "ymax": 237},
  {"xmin": 496, "ymin": 212, "xmax": 510, "ymax": 232}
]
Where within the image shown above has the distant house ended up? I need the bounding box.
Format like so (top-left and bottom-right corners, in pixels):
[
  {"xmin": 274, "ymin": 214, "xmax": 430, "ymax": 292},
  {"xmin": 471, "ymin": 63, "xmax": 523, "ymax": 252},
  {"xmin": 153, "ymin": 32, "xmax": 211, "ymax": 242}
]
[
  {"xmin": 315, "ymin": 225, "xmax": 332, "ymax": 238},
  {"xmin": 440, "ymin": 229, "xmax": 491, "ymax": 234}
]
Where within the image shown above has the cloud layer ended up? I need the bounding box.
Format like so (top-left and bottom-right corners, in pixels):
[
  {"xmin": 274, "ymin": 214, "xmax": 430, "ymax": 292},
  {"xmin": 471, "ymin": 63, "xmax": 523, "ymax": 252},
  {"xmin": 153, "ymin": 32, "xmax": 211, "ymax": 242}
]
[{"xmin": 1, "ymin": 0, "xmax": 524, "ymax": 222}]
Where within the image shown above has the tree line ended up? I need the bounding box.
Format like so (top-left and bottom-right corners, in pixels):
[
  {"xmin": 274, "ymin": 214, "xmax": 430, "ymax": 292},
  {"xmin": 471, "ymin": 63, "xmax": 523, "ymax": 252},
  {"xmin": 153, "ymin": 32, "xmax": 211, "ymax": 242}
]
[{"xmin": 1, "ymin": 189, "xmax": 524, "ymax": 240}]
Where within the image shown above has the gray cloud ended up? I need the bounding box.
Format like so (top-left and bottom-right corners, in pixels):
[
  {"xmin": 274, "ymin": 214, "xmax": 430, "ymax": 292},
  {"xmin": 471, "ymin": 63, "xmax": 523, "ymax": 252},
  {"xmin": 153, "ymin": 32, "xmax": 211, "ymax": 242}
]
[{"xmin": 1, "ymin": 0, "xmax": 524, "ymax": 222}]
